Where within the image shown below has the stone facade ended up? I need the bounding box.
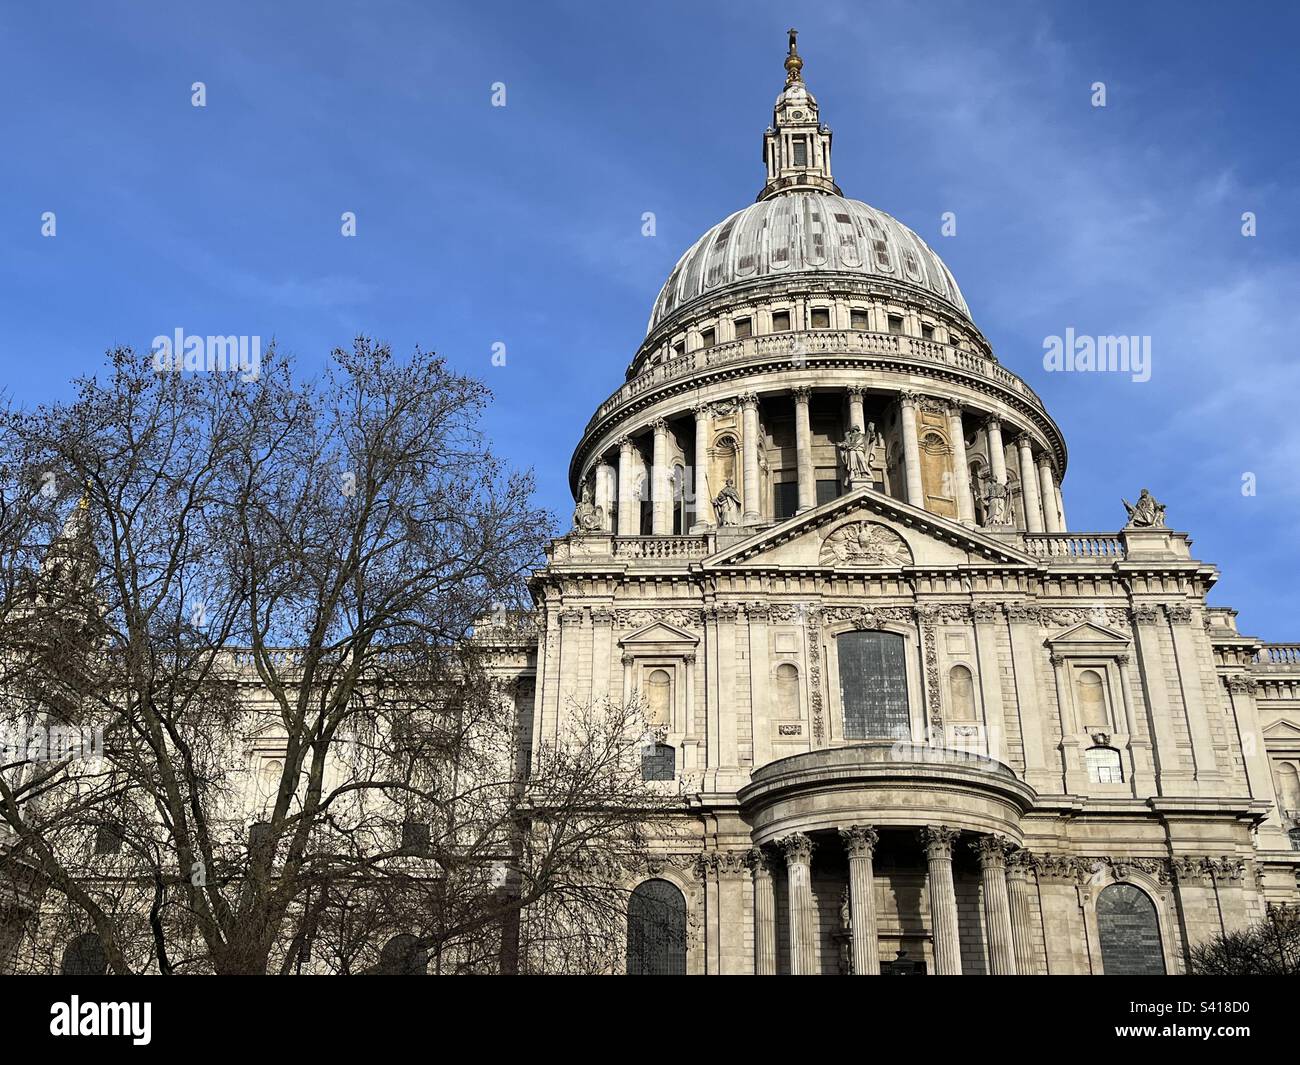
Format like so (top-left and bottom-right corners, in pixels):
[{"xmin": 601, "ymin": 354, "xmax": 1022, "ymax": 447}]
[{"xmin": 513, "ymin": 31, "xmax": 1300, "ymax": 975}]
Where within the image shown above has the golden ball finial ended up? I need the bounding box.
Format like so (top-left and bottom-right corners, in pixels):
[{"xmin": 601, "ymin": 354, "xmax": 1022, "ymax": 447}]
[{"xmin": 784, "ymin": 27, "xmax": 803, "ymax": 84}]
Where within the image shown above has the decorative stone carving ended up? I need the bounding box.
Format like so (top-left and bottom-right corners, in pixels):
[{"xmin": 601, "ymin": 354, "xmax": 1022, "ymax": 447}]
[
  {"xmin": 713, "ymin": 478, "xmax": 742, "ymax": 526},
  {"xmin": 819, "ymin": 521, "xmax": 913, "ymax": 567},
  {"xmin": 1225, "ymin": 675, "xmax": 1258, "ymax": 695},
  {"xmin": 837, "ymin": 423, "xmax": 881, "ymax": 488},
  {"xmin": 778, "ymin": 832, "xmax": 816, "ymax": 865},
  {"xmin": 839, "ymin": 824, "xmax": 879, "ymax": 859},
  {"xmin": 1122, "ymin": 488, "xmax": 1167, "ymax": 529},
  {"xmin": 1165, "ymin": 604, "xmax": 1194, "ymax": 624},
  {"xmin": 1005, "ymin": 604, "xmax": 1040, "ymax": 623},
  {"xmin": 1131, "ymin": 605, "xmax": 1162, "ymax": 625},
  {"xmin": 571, "ymin": 480, "xmax": 604, "ymax": 534},
  {"xmin": 982, "ymin": 477, "xmax": 1012, "ymax": 527},
  {"xmin": 918, "ymin": 825, "xmax": 959, "ymax": 858},
  {"xmin": 971, "ymin": 835, "xmax": 1012, "ymax": 866},
  {"xmin": 822, "ymin": 604, "xmax": 913, "ymax": 628}
]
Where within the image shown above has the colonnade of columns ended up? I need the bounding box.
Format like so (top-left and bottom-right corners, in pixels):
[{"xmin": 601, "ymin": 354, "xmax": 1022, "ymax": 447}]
[
  {"xmin": 588, "ymin": 387, "xmax": 1065, "ymax": 536},
  {"xmin": 751, "ymin": 827, "xmax": 1038, "ymax": 975}
]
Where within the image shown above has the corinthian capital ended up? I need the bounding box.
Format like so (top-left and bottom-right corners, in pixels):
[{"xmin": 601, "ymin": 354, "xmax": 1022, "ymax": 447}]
[
  {"xmin": 970, "ymin": 834, "xmax": 1012, "ymax": 868},
  {"xmin": 918, "ymin": 825, "xmax": 959, "ymax": 859},
  {"xmin": 778, "ymin": 832, "xmax": 815, "ymax": 865},
  {"xmin": 839, "ymin": 825, "xmax": 879, "ymax": 859}
]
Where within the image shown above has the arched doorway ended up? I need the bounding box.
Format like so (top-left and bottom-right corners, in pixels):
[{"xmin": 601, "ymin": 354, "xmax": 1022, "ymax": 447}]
[
  {"xmin": 1096, "ymin": 883, "xmax": 1165, "ymax": 975},
  {"xmin": 626, "ymin": 878, "xmax": 686, "ymax": 975},
  {"xmin": 61, "ymin": 931, "xmax": 108, "ymax": 976}
]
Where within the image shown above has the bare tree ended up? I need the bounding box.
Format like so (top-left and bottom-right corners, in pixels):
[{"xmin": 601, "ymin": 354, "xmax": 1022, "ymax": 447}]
[
  {"xmin": 0, "ymin": 342, "xmax": 672, "ymax": 975},
  {"xmin": 1189, "ymin": 905, "xmax": 1300, "ymax": 976}
]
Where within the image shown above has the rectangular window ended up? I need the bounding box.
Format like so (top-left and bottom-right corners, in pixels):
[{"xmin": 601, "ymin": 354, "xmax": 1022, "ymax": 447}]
[
  {"xmin": 792, "ymin": 138, "xmax": 808, "ymax": 167},
  {"xmin": 850, "ymin": 308, "xmax": 869, "ymax": 331},
  {"xmin": 401, "ymin": 820, "xmax": 431, "ymax": 856},
  {"xmin": 810, "ymin": 307, "xmax": 830, "ymax": 329},
  {"xmin": 920, "ymin": 323, "xmax": 935, "ymax": 341},
  {"xmin": 887, "ymin": 315, "xmax": 905, "ymax": 335},
  {"xmin": 733, "ymin": 316, "xmax": 752, "ymax": 339},
  {"xmin": 839, "ymin": 630, "xmax": 910, "ymax": 740},
  {"xmin": 773, "ymin": 481, "xmax": 798, "ymax": 520},
  {"xmin": 816, "ymin": 478, "xmax": 839, "ymax": 505},
  {"xmin": 700, "ymin": 327, "xmax": 715, "ymax": 349},
  {"xmin": 771, "ymin": 310, "xmax": 791, "ymax": 332},
  {"xmin": 672, "ymin": 340, "xmax": 685, "ymax": 358}
]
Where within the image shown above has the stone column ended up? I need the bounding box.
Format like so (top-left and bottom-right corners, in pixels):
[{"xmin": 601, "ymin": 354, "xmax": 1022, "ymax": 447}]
[
  {"xmin": 748, "ymin": 847, "xmax": 778, "ymax": 975},
  {"xmin": 616, "ymin": 436, "xmax": 638, "ymax": 536},
  {"xmin": 919, "ymin": 826, "xmax": 962, "ymax": 975},
  {"xmin": 595, "ymin": 457, "xmax": 616, "ymax": 533},
  {"xmin": 846, "ymin": 385, "xmax": 866, "ymax": 437},
  {"xmin": 1037, "ymin": 454, "xmax": 1061, "ymax": 533},
  {"xmin": 947, "ymin": 402, "xmax": 975, "ymax": 526},
  {"xmin": 651, "ymin": 419, "xmax": 671, "ymax": 535},
  {"xmin": 1055, "ymin": 484, "xmax": 1068, "ymax": 532},
  {"xmin": 740, "ymin": 393, "xmax": 761, "ymax": 524},
  {"xmin": 1016, "ymin": 435, "xmax": 1044, "ymax": 532},
  {"xmin": 840, "ymin": 826, "xmax": 880, "ymax": 975},
  {"xmin": 793, "ymin": 386, "xmax": 815, "ymax": 513},
  {"xmin": 972, "ymin": 835, "xmax": 1016, "ymax": 975},
  {"xmin": 780, "ymin": 833, "xmax": 817, "ymax": 975},
  {"xmin": 691, "ymin": 404, "xmax": 712, "ymax": 531},
  {"xmin": 899, "ymin": 391, "xmax": 925, "ymax": 508},
  {"xmin": 1006, "ymin": 850, "xmax": 1041, "ymax": 975},
  {"xmin": 984, "ymin": 414, "xmax": 1008, "ymax": 486}
]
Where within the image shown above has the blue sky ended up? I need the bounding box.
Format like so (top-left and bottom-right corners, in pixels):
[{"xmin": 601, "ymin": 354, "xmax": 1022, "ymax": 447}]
[{"xmin": 2, "ymin": 0, "xmax": 1298, "ymax": 638}]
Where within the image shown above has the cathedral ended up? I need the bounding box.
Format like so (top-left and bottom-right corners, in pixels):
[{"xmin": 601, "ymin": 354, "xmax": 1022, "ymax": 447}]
[{"xmin": 513, "ymin": 31, "xmax": 1300, "ymax": 975}]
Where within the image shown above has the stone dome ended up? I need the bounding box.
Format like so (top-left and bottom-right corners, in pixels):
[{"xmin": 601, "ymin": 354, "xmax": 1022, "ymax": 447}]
[{"xmin": 647, "ymin": 192, "xmax": 969, "ymax": 334}]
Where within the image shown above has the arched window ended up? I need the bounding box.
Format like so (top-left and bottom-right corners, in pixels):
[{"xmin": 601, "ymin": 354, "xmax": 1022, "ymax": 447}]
[
  {"xmin": 1076, "ymin": 669, "xmax": 1109, "ymax": 730},
  {"xmin": 838, "ymin": 630, "xmax": 909, "ymax": 740},
  {"xmin": 627, "ymin": 879, "xmax": 686, "ymax": 975},
  {"xmin": 947, "ymin": 664, "xmax": 977, "ymax": 722},
  {"xmin": 61, "ymin": 932, "xmax": 107, "ymax": 976},
  {"xmin": 368, "ymin": 933, "xmax": 428, "ymax": 975},
  {"xmin": 1085, "ymin": 745, "xmax": 1123, "ymax": 783},
  {"xmin": 1289, "ymin": 828, "xmax": 1300, "ymax": 853},
  {"xmin": 1275, "ymin": 762, "xmax": 1300, "ymax": 816},
  {"xmin": 1096, "ymin": 883, "xmax": 1164, "ymax": 975},
  {"xmin": 645, "ymin": 669, "xmax": 672, "ymax": 727},
  {"xmin": 775, "ymin": 663, "xmax": 800, "ymax": 717},
  {"xmin": 642, "ymin": 743, "xmax": 675, "ymax": 781}
]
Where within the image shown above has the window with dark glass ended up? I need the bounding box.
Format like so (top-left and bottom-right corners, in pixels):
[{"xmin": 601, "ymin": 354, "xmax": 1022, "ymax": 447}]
[
  {"xmin": 774, "ymin": 481, "xmax": 798, "ymax": 520},
  {"xmin": 815, "ymin": 478, "xmax": 839, "ymax": 506},
  {"xmin": 400, "ymin": 819, "xmax": 432, "ymax": 856},
  {"xmin": 641, "ymin": 743, "xmax": 675, "ymax": 781},
  {"xmin": 850, "ymin": 308, "xmax": 869, "ymax": 331},
  {"xmin": 920, "ymin": 323, "xmax": 935, "ymax": 340},
  {"xmin": 1096, "ymin": 883, "xmax": 1164, "ymax": 975},
  {"xmin": 733, "ymin": 316, "xmax": 752, "ymax": 339},
  {"xmin": 700, "ymin": 327, "xmax": 715, "ymax": 349},
  {"xmin": 626, "ymin": 879, "xmax": 687, "ymax": 975},
  {"xmin": 810, "ymin": 307, "xmax": 830, "ymax": 329},
  {"xmin": 837, "ymin": 631, "xmax": 910, "ymax": 739},
  {"xmin": 61, "ymin": 932, "xmax": 108, "ymax": 976},
  {"xmin": 792, "ymin": 138, "xmax": 808, "ymax": 167},
  {"xmin": 771, "ymin": 310, "xmax": 791, "ymax": 332},
  {"xmin": 887, "ymin": 314, "xmax": 905, "ymax": 335}
]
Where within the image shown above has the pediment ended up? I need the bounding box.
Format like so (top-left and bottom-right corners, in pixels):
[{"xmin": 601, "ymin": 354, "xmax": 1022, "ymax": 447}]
[
  {"xmin": 619, "ymin": 621, "xmax": 700, "ymax": 648},
  {"xmin": 1262, "ymin": 719, "xmax": 1300, "ymax": 741},
  {"xmin": 1044, "ymin": 621, "xmax": 1132, "ymax": 649},
  {"xmin": 702, "ymin": 487, "xmax": 1038, "ymax": 571}
]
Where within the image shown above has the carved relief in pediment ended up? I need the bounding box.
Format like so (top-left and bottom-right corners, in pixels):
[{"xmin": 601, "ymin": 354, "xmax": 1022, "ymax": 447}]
[{"xmin": 818, "ymin": 521, "xmax": 913, "ymax": 567}]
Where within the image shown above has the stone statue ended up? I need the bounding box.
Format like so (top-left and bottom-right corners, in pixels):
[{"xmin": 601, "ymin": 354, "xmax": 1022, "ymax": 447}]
[
  {"xmin": 572, "ymin": 480, "xmax": 603, "ymax": 534},
  {"xmin": 983, "ymin": 478, "xmax": 1011, "ymax": 527},
  {"xmin": 1122, "ymin": 488, "xmax": 1166, "ymax": 529},
  {"xmin": 713, "ymin": 479, "xmax": 742, "ymax": 526},
  {"xmin": 819, "ymin": 521, "xmax": 913, "ymax": 567},
  {"xmin": 838, "ymin": 424, "xmax": 872, "ymax": 487}
]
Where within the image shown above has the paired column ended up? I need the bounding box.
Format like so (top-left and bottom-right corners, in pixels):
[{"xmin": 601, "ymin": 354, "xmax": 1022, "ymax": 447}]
[
  {"xmin": 749, "ymin": 847, "xmax": 778, "ymax": 975},
  {"xmin": 1037, "ymin": 454, "xmax": 1061, "ymax": 533},
  {"xmin": 793, "ymin": 387, "xmax": 815, "ymax": 512},
  {"xmin": 947, "ymin": 402, "xmax": 975, "ymax": 525},
  {"xmin": 899, "ymin": 391, "xmax": 925, "ymax": 507},
  {"xmin": 616, "ymin": 436, "xmax": 638, "ymax": 536},
  {"xmin": 740, "ymin": 393, "xmax": 761, "ymax": 524},
  {"xmin": 780, "ymin": 833, "xmax": 817, "ymax": 975},
  {"xmin": 595, "ymin": 458, "xmax": 616, "ymax": 533},
  {"xmin": 1016, "ymin": 435, "xmax": 1044, "ymax": 533},
  {"xmin": 1006, "ymin": 850, "xmax": 1041, "ymax": 975},
  {"xmin": 919, "ymin": 826, "xmax": 962, "ymax": 975},
  {"xmin": 972, "ymin": 835, "xmax": 1016, "ymax": 975},
  {"xmin": 692, "ymin": 404, "xmax": 712, "ymax": 530},
  {"xmin": 840, "ymin": 826, "xmax": 880, "ymax": 975},
  {"xmin": 651, "ymin": 419, "xmax": 671, "ymax": 535}
]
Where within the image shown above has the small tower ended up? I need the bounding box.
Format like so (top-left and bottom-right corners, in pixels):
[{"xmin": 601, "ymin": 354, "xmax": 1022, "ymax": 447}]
[{"xmin": 758, "ymin": 29, "xmax": 841, "ymax": 201}]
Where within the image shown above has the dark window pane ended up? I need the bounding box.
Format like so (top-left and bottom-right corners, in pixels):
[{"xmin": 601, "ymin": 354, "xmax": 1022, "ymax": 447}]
[
  {"xmin": 774, "ymin": 482, "xmax": 798, "ymax": 520},
  {"xmin": 792, "ymin": 138, "xmax": 808, "ymax": 167},
  {"xmin": 887, "ymin": 315, "xmax": 905, "ymax": 335},
  {"xmin": 734, "ymin": 317, "xmax": 752, "ymax": 339},
  {"xmin": 810, "ymin": 308, "xmax": 830, "ymax": 329},
  {"xmin": 838, "ymin": 631, "xmax": 909, "ymax": 740},
  {"xmin": 641, "ymin": 743, "xmax": 675, "ymax": 781},
  {"xmin": 627, "ymin": 879, "xmax": 687, "ymax": 975},
  {"xmin": 61, "ymin": 933, "xmax": 107, "ymax": 976},
  {"xmin": 401, "ymin": 820, "xmax": 431, "ymax": 856},
  {"xmin": 850, "ymin": 309, "xmax": 869, "ymax": 330},
  {"xmin": 816, "ymin": 479, "xmax": 839, "ymax": 506},
  {"xmin": 700, "ymin": 328, "xmax": 715, "ymax": 349},
  {"xmin": 1097, "ymin": 883, "xmax": 1165, "ymax": 975},
  {"xmin": 771, "ymin": 311, "xmax": 791, "ymax": 332}
]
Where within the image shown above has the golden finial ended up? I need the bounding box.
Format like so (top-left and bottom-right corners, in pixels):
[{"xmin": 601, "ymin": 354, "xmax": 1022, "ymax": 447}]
[{"xmin": 784, "ymin": 27, "xmax": 803, "ymax": 85}]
